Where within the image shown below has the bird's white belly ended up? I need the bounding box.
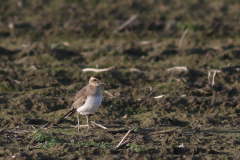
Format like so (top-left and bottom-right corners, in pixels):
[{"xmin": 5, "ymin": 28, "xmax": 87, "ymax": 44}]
[{"xmin": 77, "ymin": 95, "xmax": 102, "ymax": 115}]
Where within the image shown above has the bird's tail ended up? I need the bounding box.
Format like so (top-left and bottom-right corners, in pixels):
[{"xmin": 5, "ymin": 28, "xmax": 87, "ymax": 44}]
[{"xmin": 63, "ymin": 109, "xmax": 75, "ymax": 118}]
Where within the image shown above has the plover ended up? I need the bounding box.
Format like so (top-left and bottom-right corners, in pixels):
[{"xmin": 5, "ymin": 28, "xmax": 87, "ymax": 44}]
[{"xmin": 63, "ymin": 75, "xmax": 105, "ymax": 132}]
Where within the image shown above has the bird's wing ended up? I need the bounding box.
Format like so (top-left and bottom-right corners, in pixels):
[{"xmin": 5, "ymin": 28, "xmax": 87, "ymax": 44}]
[
  {"xmin": 72, "ymin": 94, "xmax": 87, "ymax": 110},
  {"xmin": 74, "ymin": 84, "xmax": 88, "ymax": 101},
  {"xmin": 63, "ymin": 85, "xmax": 88, "ymax": 118}
]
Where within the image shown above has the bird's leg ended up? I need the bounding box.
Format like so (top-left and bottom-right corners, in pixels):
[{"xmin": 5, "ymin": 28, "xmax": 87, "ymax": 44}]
[
  {"xmin": 86, "ymin": 114, "xmax": 89, "ymax": 131},
  {"xmin": 77, "ymin": 113, "xmax": 80, "ymax": 132}
]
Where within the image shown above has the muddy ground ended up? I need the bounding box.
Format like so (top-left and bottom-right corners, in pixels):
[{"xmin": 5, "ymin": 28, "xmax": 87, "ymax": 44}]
[{"xmin": 0, "ymin": 0, "xmax": 240, "ymax": 159}]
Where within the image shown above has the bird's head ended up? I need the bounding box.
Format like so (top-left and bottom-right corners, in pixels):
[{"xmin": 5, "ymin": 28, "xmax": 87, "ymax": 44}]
[{"xmin": 89, "ymin": 75, "xmax": 106, "ymax": 87}]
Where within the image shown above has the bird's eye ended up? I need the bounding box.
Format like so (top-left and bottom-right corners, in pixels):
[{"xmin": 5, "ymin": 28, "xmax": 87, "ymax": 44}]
[{"xmin": 94, "ymin": 79, "xmax": 97, "ymax": 81}]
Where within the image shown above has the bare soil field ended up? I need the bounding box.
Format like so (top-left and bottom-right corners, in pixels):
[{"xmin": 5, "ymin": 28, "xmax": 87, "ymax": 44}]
[{"xmin": 1, "ymin": 0, "xmax": 240, "ymax": 159}]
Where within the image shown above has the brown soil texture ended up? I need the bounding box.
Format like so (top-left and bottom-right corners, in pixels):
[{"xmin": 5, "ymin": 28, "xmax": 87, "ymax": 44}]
[{"xmin": 1, "ymin": 0, "xmax": 240, "ymax": 159}]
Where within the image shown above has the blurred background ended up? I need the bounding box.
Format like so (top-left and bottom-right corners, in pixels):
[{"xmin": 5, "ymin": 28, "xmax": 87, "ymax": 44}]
[{"xmin": 1, "ymin": 0, "xmax": 240, "ymax": 159}]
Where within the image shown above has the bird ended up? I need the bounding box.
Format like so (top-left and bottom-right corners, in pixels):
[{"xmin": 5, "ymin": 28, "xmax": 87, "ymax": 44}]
[{"xmin": 63, "ymin": 75, "xmax": 105, "ymax": 132}]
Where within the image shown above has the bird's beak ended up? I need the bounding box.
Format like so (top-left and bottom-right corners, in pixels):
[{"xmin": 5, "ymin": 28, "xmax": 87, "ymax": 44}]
[{"xmin": 100, "ymin": 81, "xmax": 106, "ymax": 85}]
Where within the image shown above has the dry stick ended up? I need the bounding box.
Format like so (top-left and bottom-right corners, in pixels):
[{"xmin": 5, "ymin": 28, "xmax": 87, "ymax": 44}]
[
  {"xmin": 167, "ymin": 66, "xmax": 188, "ymax": 72},
  {"xmin": 91, "ymin": 121, "xmax": 108, "ymax": 130},
  {"xmin": 7, "ymin": 77, "xmax": 22, "ymax": 84},
  {"xmin": 138, "ymin": 41, "xmax": 151, "ymax": 45},
  {"xmin": 212, "ymin": 70, "xmax": 217, "ymax": 86},
  {"xmin": 82, "ymin": 65, "xmax": 115, "ymax": 72},
  {"xmin": 43, "ymin": 125, "xmax": 89, "ymax": 129},
  {"xmin": 207, "ymin": 71, "xmax": 211, "ymax": 85},
  {"xmin": 0, "ymin": 130, "xmax": 34, "ymax": 134},
  {"xmin": 104, "ymin": 91, "xmax": 114, "ymax": 97},
  {"xmin": 130, "ymin": 68, "xmax": 143, "ymax": 72},
  {"xmin": 70, "ymin": 125, "xmax": 88, "ymax": 128},
  {"xmin": 154, "ymin": 95, "xmax": 166, "ymax": 99},
  {"xmin": 12, "ymin": 79, "xmax": 22, "ymax": 84},
  {"xmin": 148, "ymin": 128, "xmax": 178, "ymax": 135},
  {"xmin": 115, "ymin": 128, "xmax": 133, "ymax": 150},
  {"xmin": 121, "ymin": 137, "xmax": 142, "ymax": 146},
  {"xmin": 42, "ymin": 122, "xmax": 50, "ymax": 128},
  {"xmin": 179, "ymin": 28, "xmax": 189, "ymax": 48},
  {"xmin": 122, "ymin": 137, "xmax": 130, "ymax": 145},
  {"xmin": 180, "ymin": 78, "xmax": 210, "ymax": 94},
  {"xmin": 137, "ymin": 88, "xmax": 156, "ymax": 100},
  {"xmin": 123, "ymin": 114, "xmax": 128, "ymax": 119},
  {"xmin": 29, "ymin": 143, "xmax": 42, "ymax": 149},
  {"xmin": 208, "ymin": 70, "xmax": 221, "ymax": 86},
  {"xmin": 31, "ymin": 66, "xmax": 37, "ymax": 71},
  {"xmin": 99, "ymin": 111, "xmax": 106, "ymax": 117},
  {"xmin": 112, "ymin": 15, "xmax": 138, "ymax": 34},
  {"xmin": 222, "ymin": 47, "xmax": 240, "ymax": 54},
  {"xmin": 147, "ymin": 90, "xmax": 155, "ymax": 97}
]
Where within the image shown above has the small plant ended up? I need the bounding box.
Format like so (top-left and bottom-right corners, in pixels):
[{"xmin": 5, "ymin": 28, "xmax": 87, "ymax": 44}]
[
  {"xmin": 127, "ymin": 143, "xmax": 146, "ymax": 153},
  {"xmin": 123, "ymin": 108, "xmax": 142, "ymax": 115},
  {"xmin": 133, "ymin": 127, "xmax": 139, "ymax": 132},
  {"xmin": 99, "ymin": 142, "xmax": 114, "ymax": 149},
  {"xmin": 34, "ymin": 130, "xmax": 63, "ymax": 148},
  {"xmin": 50, "ymin": 42, "xmax": 68, "ymax": 49},
  {"xmin": 124, "ymin": 126, "xmax": 130, "ymax": 130},
  {"xmin": 177, "ymin": 22, "xmax": 202, "ymax": 31},
  {"xmin": 32, "ymin": 131, "xmax": 113, "ymax": 149},
  {"xmin": 108, "ymin": 104, "xmax": 142, "ymax": 116},
  {"xmin": 0, "ymin": 83, "xmax": 16, "ymax": 92},
  {"xmin": 34, "ymin": 130, "xmax": 50, "ymax": 142}
]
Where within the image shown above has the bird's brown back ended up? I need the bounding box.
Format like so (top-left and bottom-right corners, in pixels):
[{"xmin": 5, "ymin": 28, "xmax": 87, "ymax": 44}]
[
  {"xmin": 63, "ymin": 84, "xmax": 101, "ymax": 118},
  {"xmin": 63, "ymin": 85, "xmax": 88, "ymax": 118}
]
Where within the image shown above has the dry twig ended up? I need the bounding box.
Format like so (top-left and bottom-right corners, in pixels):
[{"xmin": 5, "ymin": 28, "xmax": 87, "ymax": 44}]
[
  {"xmin": 167, "ymin": 66, "xmax": 188, "ymax": 72},
  {"xmin": 7, "ymin": 77, "xmax": 22, "ymax": 84},
  {"xmin": 137, "ymin": 41, "xmax": 151, "ymax": 45},
  {"xmin": 222, "ymin": 47, "xmax": 240, "ymax": 54},
  {"xmin": 42, "ymin": 122, "xmax": 50, "ymax": 128},
  {"xmin": 154, "ymin": 95, "xmax": 166, "ymax": 99},
  {"xmin": 43, "ymin": 125, "xmax": 88, "ymax": 129},
  {"xmin": 104, "ymin": 91, "xmax": 114, "ymax": 97},
  {"xmin": 121, "ymin": 137, "xmax": 142, "ymax": 146},
  {"xmin": 179, "ymin": 28, "xmax": 189, "ymax": 48},
  {"xmin": 69, "ymin": 125, "xmax": 88, "ymax": 128},
  {"xmin": 180, "ymin": 78, "xmax": 211, "ymax": 94},
  {"xmin": 148, "ymin": 128, "xmax": 178, "ymax": 135},
  {"xmin": 82, "ymin": 65, "xmax": 115, "ymax": 72},
  {"xmin": 130, "ymin": 68, "xmax": 143, "ymax": 72},
  {"xmin": 112, "ymin": 15, "xmax": 137, "ymax": 33},
  {"xmin": 179, "ymin": 143, "xmax": 188, "ymax": 148},
  {"xmin": 91, "ymin": 121, "xmax": 108, "ymax": 130},
  {"xmin": 0, "ymin": 129, "xmax": 34, "ymax": 134},
  {"xmin": 99, "ymin": 111, "xmax": 106, "ymax": 117},
  {"xmin": 123, "ymin": 114, "xmax": 128, "ymax": 119},
  {"xmin": 115, "ymin": 128, "xmax": 133, "ymax": 150},
  {"xmin": 208, "ymin": 70, "xmax": 221, "ymax": 86}
]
